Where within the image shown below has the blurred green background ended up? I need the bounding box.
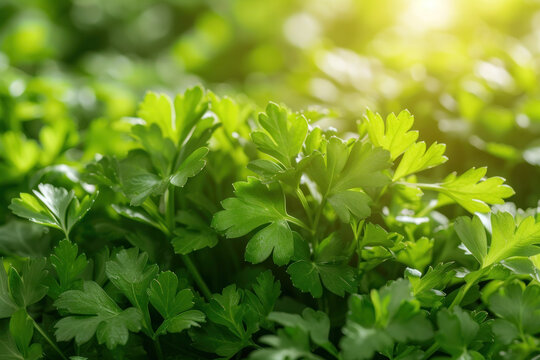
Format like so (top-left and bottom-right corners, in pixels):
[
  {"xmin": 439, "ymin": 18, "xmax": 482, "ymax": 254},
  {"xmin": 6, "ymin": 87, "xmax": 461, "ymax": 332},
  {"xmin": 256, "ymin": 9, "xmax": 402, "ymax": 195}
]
[{"xmin": 2, "ymin": 0, "xmax": 540, "ymax": 210}]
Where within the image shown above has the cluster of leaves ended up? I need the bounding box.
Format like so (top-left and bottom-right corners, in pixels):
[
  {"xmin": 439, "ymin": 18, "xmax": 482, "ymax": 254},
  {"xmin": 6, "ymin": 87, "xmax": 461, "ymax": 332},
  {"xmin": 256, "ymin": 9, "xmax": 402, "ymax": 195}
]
[{"xmin": 1, "ymin": 86, "xmax": 540, "ymax": 360}]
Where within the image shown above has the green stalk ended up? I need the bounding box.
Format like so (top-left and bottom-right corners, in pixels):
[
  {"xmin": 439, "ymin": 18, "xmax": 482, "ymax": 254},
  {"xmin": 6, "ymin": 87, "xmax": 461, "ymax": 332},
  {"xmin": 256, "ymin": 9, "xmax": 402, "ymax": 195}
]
[
  {"xmin": 135, "ymin": 303, "xmax": 163, "ymax": 360},
  {"xmin": 295, "ymin": 186, "xmax": 313, "ymax": 226},
  {"xmin": 154, "ymin": 338, "xmax": 164, "ymax": 360},
  {"xmin": 32, "ymin": 318, "xmax": 68, "ymax": 360},
  {"xmin": 166, "ymin": 185, "xmax": 176, "ymax": 232},
  {"xmin": 181, "ymin": 254, "xmax": 212, "ymax": 300},
  {"xmin": 285, "ymin": 215, "xmax": 311, "ymax": 232},
  {"xmin": 311, "ymin": 196, "xmax": 327, "ymax": 247},
  {"xmin": 164, "ymin": 184, "xmax": 212, "ymax": 300}
]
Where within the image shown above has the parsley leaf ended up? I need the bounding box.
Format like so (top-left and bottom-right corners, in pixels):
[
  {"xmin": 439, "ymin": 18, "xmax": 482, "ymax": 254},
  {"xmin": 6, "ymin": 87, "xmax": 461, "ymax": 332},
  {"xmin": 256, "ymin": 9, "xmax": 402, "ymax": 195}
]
[
  {"xmin": 172, "ymin": 211, "xmax": 218, "ymax": 255},
  {"xmin": 54, "ymin": 281, "xmax": 142, "ymax": 349},
  {"xmin": 488, "ymin": 283, "xmax": 540, "ymax": 341},
  {"xmin": 287, "ymin": 260, "xmax": 356, "ymax": 298},
  {"xmin": 249, "ymin": 328, "xmax": 324, "ymax": 360},
  {"xmin": 392, "ymin": 141, "xmax": 447, "ymax": 181},
  {"xmin": 455, "ymin": 212, "xmax": 540, "ymax": 268},
  {"xmin": 307, "ymin": 137, "xmax": 392, "ymax": 222},
  {"xmin": 9, "ymin": 309, "xmax": 42, "ymax": 360},
  {"xmin": 192, "ymin": 285, "xmax": 254, "ymax": 356},
  {"xmin": 170, "ymin": 147, "xmax": 209, "ymax": 187},
  {"xmin": 48, "ymin": 240, "xmax": 88, "ymax": 298},
  {"xmin": 251, "ymin": 102, "xmax": 308, "ymax": 168},
  {"xmin": 105, "ymin": 249, "xmax": 158, "ymax": 334},
  {"xmin": 212, "ymin": 178, "xmax": 295, "ymax": 265},
  {"xmin": 427, "ymin": 167, "xmax": 514, "ymax": 213},
  {"xmin": 0, "ymin": 320, "xmax": 26, "ymax": 360},
  {"xmin": 147, "ymin": 271, "xmax": 205, "ymax": 336},
  {"xmin": 0, "ymin": 221, "xmax": 47, "ymax": 258},
  {"xmin": 267, "ymin": 308, "xmax": 333, "ymax": 350},
  {"xmin": 339, "ymin": 279, "xmax": 433, "ymax": 360},
  {"xmin": 9, "ymin": 184, "xmax": 95, "ymax": 239},
  {"xmin": 244, "ymin": 270, "xmax": 281, "ymax": 329},
  {"xmin": 364, "ymin": 109, "xmax": 418, "ymax": 160},
  {"xmin": 435, "ymin": 307, "xmax": 483, "ymax": 358},
  {"xmin": 0, "ymin": 262, "xmax": 17, "ymax": 318},
  {"xmin": 8, "ymin": 258, "xmax": 48, "ymax": 309}
]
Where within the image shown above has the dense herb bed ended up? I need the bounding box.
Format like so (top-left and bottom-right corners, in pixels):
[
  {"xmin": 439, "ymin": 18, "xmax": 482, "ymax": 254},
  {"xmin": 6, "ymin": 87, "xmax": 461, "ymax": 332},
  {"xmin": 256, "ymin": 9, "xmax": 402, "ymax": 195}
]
[{"xmin": 1, "ymin": 87, "xmax": 539, "ymax": 360}]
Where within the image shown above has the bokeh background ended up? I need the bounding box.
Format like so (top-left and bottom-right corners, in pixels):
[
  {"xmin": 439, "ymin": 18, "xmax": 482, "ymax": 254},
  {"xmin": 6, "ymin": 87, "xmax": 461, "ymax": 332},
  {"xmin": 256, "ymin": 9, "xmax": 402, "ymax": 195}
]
[{"xmin": 2, "ymin": 0, "xmax": 540, "ymax": 211}]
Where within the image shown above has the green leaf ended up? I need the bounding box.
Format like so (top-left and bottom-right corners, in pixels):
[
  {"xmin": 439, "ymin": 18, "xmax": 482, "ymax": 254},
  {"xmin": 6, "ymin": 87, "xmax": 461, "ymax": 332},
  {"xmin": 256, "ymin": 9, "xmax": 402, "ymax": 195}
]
[
  {"xmin": 9, "ymin": 184, "xmax": 94, "ymax": 237},
  {"xmin": 105, "ymin": 249, "xmax": 158, "ymax": 331},
  {"xmin": 48, "ymin": 240, "xmax": 88, "ymax": 298},
  {"xmin": 307, "ymin": 137, "xmax": 391, "ymax": 222},
  {"xmin": 455, "ymin": 212, "xmax": 540, "ymax": 268},
  {"xmin": 9, "ymin": 309, "xmax": 41, "ymax": 360},
  {"xmin": 268, "ymin": 308, "xmax": 331, "ymax": 347},
  {"xmin": 287, "ymin": 260, "xmax": 356, "ymax": 298},
  {"xmin": 156, "ymin": 310, "xmax": 205, "ymax": 336},
  {"xmin": 0, "ymin": 263, "xmax": 17, "ymax": 319},
  {"xmin": 8, "ymin": 258, "xmax": 48, "ymax": 308},
  {"xmin": 327, "ymin": 191, "xmax": 372, "ymax": 224},
  {"xmin": 249, "ymin": 327, "xmax": 324, "ymax": 360},
  {"xmin": 170, "ymin": 147, "xmax": 209, "ymax": 187},
  {"xmin": 54, "ymin": 281, "xmax": 142, "ymax": 349},
  {"xmin": 406, "ymin": 263, "xmax": 455, "ymax": 306},
  {"xmin": 429, "ymin": 167, "xmax": 515, "ymax": 213},
  {"xmin": 244, "ymin": 270, "xmax": 281, "ymax": 327},
  {"xmin": 454, "ymin": 216, "xmax": 488, "ymax": 265},
  {"xmin": 315, "ymin": 232, "xmax": 355, "ymax": 263},
  {"xmin": 341, "ymin": 322, "xmax": 393, "ymax": 360},
  {"xmin": 364, "ymin": 109, "xmax": 418, "ymax": 160},
  {"xmin": 172, "ymin": 211, "xmax": 218, "ymax": 255},
  {"xmin": 251, "ymin": 102, "xmax": 308, "ymax": 168},
  {"xmin": 191, "ymin": 283, "xmax": 258, "ymax": 357},
  {"xmin": 147, "ymin": 271, "xmax": 204, "ymax": 335},
  {"xmin": 287, "ymin": 260, "xmax": 322, "ymax": 297},
  {"xmin": 212, "ymin": 178, "xmax": 294, "ymax": 265},
  {"xmin": 131, "ymin": 124, "xmax": 176, "ymax": 177},
  {"xmin": 395, "ymin": 237, "xmax": 433, "ymax": 271},
  {"xmin": 111, "ymin": 204, "xmax": 166, "ymax": 232},
  {"xmin": 245, "ymin": 220, "xmax": 293, "ymax": 265},
  {"xmin": 340, "ymin": 279, "xmax": 433, "ymax": 360},
  {"xmin": 191, "ymin": 322, "xmax": 249, "ymax": 357},
  {"xmin": 393, "ymin": 141, "xmax": 447, "ymax": 181},
  {"xmin": 119, "ymin": 157, "xmax": 168, "ymax": 206},
  {"xmin": 0, "ymin": 320, "xmax": 24, "ymax": 360},
  {"xmin": 0, "ymin": 221, "xmax": 47, "ymax": 258},
  {"xmin": 0, "ymin": 131, "xmax": 40, "ymax": 180},
  {"xmin": 82, "ymin": 155, "xmax": 120, "ymax": 189},
  {"xmin": 204, "ymin": 285, "xmax": 247, "ymax": 339},
  {"xmin": 435, "ymin": 307, "xmax": 480, "ymax": 356},
  {"xmin": 488, "ymin": 282, "xmax": 540, "ymax": 336},
  {"xmin": 137, "ymin": 92, "xmax": 175, "ymax": 143},
  {"xmin": 361, "ymin": 223, "xmax": 396, "ymax": 248},
  {"xmin": 174, "ymin": 86, "xmax": 208, "ymax": 144}
]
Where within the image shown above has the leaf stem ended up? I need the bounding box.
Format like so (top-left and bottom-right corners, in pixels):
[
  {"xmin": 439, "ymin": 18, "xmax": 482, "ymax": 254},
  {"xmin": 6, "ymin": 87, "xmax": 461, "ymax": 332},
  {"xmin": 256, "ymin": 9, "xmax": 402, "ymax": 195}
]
[
  {"xmin": 285, "ymin": 215, "xmax": 311, "ymax": 232},
  {"xmin": 163, "ymin": 184, "xmax": 212, "ymax": 300},
  {"xmin": 166, "ymin": 185, "xmax": 176, "ymax": 232},
  {"xmin": 181, "ymin": 254, "xmax": 212, "ymax": 300},
  {"xmin": 397, "ymin": 181, "xmax": 442, "ymax": 191},
  {"xmin": 311, "ymin": 196, "xmax": 327, "ymax": 246},
  {"xmin": 32, "ymin": 317, "xmax": 68, "ymax": 360},
  {"xmin": 295, "ymin": 186, "xmax": 313, "ymax": 226},
  {"xmin": 154, "ymin": 337, "xmax": 164, "ymax": 360}
]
